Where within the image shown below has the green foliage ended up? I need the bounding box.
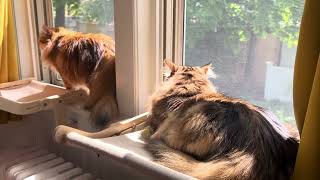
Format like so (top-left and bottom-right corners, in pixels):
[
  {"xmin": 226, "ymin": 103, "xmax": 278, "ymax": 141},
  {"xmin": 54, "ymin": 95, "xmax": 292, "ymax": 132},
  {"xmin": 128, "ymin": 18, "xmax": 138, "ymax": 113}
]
[
  {"xmin": 52, "ymin": 0, "xmax": 114, "ymax": 25},
  {"xmin": 72, "ymin": 0, "xmax": 114, "ymax": 24},
  {"xmin": 249, "ymin": 98, "xmax": 295, "ymax": 124},
  {"xmin": 52, "ymin": 0, "xmax": 80, "ymax": 15},
  {"xmin": 185, "ymin": 0, "xmax": 304, "ymax": 49},
  {"xmin": 52, "ymin": 0, "xmax": 303, "ymax": 49}
]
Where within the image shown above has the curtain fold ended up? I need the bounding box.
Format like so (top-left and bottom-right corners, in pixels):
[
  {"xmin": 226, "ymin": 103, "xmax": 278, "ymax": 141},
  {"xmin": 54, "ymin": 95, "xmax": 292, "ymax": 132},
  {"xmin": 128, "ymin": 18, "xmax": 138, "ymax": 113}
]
[
  {"xmin": 293, "ymin": 0, "xmax": 320, "ymax": 179},
  {"xmin": 0, "ymin": 0, "xmax": 20, "ymax": 123}
]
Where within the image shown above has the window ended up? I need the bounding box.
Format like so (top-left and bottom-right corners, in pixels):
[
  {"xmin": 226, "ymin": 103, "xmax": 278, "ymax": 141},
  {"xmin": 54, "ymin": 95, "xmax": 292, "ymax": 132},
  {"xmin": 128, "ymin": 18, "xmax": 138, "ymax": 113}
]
[
  {"xmin": 52, "ymin": 0, "xmax": 114, "ymax": 37},
  {"xmin": 50, "ymin": 0, "xmax": 114, "ymax": 85},
  {"xmin": 183, "ymin": 0, "xmax": 304, "ymax": 129},
  {"xmin": 13, "ymin": 0, "xmax": 163, "ymax": 117},
  {"xmin": 48, "ymin": 0, "xmax": 162, "ymax": 117}
]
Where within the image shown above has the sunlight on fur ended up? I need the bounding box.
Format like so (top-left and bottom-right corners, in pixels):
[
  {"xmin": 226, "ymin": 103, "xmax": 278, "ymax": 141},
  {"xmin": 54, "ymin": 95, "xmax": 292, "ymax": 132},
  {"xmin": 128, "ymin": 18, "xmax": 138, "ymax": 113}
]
[
  {"xmin": 39, "ymin": 25, "xmax": 118, "ymax": 129},
  {"xmin": 144, "ymin": 59, "xmax": 299, "ymax": 180}
]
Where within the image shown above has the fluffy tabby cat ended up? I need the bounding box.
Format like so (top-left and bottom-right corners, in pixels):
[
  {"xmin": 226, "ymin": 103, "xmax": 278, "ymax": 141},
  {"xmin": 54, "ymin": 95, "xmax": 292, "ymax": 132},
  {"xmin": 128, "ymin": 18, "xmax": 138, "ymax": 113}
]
[
  {"xmin": 145, "ymin": 60, "xmax": 299, "ymax": 180},
  {"xmin": 39, "ymin": 25, "xmax": 118, "ymax": 128}
]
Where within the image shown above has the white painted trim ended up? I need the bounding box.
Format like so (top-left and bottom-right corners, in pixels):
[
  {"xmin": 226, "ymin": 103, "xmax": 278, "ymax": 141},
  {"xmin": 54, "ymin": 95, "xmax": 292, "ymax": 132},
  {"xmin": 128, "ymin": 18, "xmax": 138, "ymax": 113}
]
[
  {"xmin": 44, "ymin": 0, "xmax": 53, "ymax": 26},
  {"xmin": 115, "ymin": 0, "xmax": 164, "ymax": 117},
  {"xmin": 164, "ymin": 0, "xmax": 174, "ymax": 60},
  {"xmin": 27, "ymin": 0, "xmax": 42, "ymax": 80},
  {"xmin": 15, "ymin": 0, "xmax": 62, "ymax": 84},
  {"xmin": 135, "ymin": 0, "xmax": 164, "ymax": 114},
  {"xmin": 16, "ymin": 0, "xmax": 54, "ymax": 82},
  {"xmin": 13, "ymin": 0, "xmax": 39, "ymax": 79},
  {"xmin": 34, "ymin": 0, "xmax": 53, "ymax": 83},
  {"xmin": 114, "ymin": 0, "xmax": 136, "ymax": 117},
  {"xmin": 173, "ymin": 0, "xmax": 185, "ymax": 65},
  {"xmin": 155, "ymin": 0, "xmax": 165, "ymax": 89},
  {"xmin": 163, "ymin": 0, "xmax": 185, "ymax": 65}
]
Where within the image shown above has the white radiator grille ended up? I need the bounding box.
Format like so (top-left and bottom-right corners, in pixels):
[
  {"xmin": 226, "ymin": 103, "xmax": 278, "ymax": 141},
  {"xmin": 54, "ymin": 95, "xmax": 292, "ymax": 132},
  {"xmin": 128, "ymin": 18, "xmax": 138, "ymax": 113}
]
[{"xmin": 1, "ymin": 147, "xmax": 99, "ymax": 180}]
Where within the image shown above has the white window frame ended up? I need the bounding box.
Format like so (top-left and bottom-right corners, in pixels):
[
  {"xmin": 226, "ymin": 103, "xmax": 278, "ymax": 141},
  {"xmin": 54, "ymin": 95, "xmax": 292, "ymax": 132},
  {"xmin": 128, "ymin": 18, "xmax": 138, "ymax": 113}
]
[
  {"xmin": 115, "ymin": 0, "xmax": 186, "ymax": 116},
  {"xmin": 163, "ymin": 0, "xmax": 185, "ymax": 65},
  {"xmin": 13, "ymin": 0, "xmax": 42, "ymax": 80},
  {"xmin": 114, "ymin": 0, "xmax": 165, "ymax": 117}
]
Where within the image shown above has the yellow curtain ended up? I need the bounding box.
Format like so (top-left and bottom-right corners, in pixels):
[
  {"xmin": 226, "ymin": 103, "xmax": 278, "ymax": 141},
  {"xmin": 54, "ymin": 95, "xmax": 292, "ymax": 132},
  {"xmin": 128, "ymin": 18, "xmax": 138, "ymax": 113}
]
[
  {"xmin": 293, "ymin": 0, "xmax": 320, "ymax": 179},
  {"xmin": 0, "ymin": 0, "xmax": 20, "ymax": 123}
]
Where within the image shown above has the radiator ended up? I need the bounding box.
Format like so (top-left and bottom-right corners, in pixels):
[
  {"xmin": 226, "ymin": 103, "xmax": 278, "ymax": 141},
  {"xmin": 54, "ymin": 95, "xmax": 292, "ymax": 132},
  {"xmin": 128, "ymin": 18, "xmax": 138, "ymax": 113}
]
[{"xmin": 2, "ymin": 146, "xmax": 99, "ymax": 180}]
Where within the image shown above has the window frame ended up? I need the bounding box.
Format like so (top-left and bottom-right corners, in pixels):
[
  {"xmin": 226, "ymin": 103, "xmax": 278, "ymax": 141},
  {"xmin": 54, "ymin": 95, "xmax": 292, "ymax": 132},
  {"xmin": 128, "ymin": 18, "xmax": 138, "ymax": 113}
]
[
  {"xmin": 114, "ymin": 0, "xmax": 165, "ymax": 116},
  {"xmin": 13, "ymin": 0, "xmax": 42, "ymax": 80},
  {"xmin": 163, "ymin": 0, "xmax": 185, "ymax": 66},
  {"xmin": 13, "ymin": 0, "xmax": 169, "ymax": 118}
]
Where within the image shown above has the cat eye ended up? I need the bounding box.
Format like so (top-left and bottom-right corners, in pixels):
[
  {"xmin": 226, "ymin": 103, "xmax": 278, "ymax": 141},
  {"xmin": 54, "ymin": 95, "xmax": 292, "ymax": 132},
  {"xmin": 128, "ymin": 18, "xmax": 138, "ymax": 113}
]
[{"xmin": 163, "ymin": 71, "xmax": 174, "ymax": 81}]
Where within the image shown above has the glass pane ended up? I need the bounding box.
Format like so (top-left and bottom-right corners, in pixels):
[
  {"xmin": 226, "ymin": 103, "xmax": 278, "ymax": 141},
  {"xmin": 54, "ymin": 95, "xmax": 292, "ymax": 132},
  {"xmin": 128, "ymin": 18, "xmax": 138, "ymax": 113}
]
[
  {"xmin": 50, "ymin": 0, "xmax": 114, "ymax": 84},
  {"xmin": 52, "ymin": 0, "xmax": 114, "ymax": 38},
  {"xmin": 184, "ymin": 0, "xmax": 304, "ymax": 129}
]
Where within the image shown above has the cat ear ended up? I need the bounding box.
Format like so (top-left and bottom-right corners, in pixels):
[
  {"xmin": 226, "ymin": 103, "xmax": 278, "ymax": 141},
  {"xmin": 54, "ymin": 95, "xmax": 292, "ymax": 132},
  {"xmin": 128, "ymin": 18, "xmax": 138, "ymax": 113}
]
[
  {"xmin": 40, "ymin": 25, "xmax": 60, "ymax": 45},
  {"xmin": 164, "ymin": 59, "xmax": 178, "ymax": 72},
  {"xmin": 41, "ymin": 25, "xmax": 59, "ymax": 34},
  {"xmin": 201, "ymin": 63, "xmax": 212, "ymax": 74}
]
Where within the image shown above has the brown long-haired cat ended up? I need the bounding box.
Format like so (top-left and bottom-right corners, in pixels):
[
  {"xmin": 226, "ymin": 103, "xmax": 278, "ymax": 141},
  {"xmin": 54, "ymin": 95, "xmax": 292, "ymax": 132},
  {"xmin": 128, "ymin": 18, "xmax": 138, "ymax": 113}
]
[
  {"xmin": 145, "ymin": 60, "xmax": 299, "ymax": 180},
  {"xmin": 39, "ymin": 25, "xmax": 118, "ymax": 129}
]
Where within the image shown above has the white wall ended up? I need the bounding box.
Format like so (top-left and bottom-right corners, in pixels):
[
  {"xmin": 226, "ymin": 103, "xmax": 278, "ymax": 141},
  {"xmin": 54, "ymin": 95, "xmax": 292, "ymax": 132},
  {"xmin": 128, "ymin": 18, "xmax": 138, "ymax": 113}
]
[{"xmin": 264, "ymin": 62, "xmax": 294, "ymax": 102}]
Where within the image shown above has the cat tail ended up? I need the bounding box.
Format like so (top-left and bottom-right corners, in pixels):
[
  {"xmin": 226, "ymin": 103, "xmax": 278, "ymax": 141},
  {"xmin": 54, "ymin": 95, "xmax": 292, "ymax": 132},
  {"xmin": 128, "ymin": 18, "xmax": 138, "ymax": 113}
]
[
  {"xmin": 90, "ymin": 95, "xmax": 119, "ymax": 128},
  {"xmin": 146, "ymin": 140, "xmax": 255, "ymax": 180}
]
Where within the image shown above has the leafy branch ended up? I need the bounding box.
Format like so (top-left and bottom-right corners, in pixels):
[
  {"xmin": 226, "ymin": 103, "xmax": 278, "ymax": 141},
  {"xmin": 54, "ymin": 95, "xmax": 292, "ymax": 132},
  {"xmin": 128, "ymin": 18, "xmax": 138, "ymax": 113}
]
[{"xmin": 185, "ymin": 0, "xmax": 304, "ymax": 49}]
